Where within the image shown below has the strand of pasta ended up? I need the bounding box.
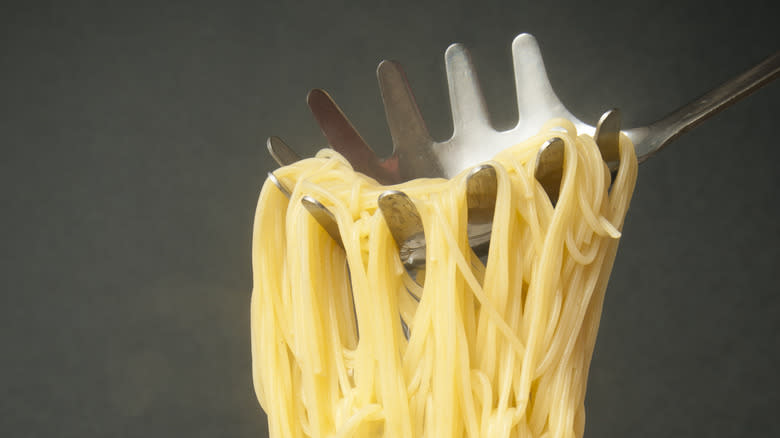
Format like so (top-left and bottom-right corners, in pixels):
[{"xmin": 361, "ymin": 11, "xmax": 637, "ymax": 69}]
[{"xmin": 251, "ymin": 120, "xmax": 637, "ymax": 437}]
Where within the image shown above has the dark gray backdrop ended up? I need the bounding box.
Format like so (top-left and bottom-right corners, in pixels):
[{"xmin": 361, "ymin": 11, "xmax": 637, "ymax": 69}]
[{"xmin": 2, "ymin": 1, "xmax": 778, "ymax": 436}]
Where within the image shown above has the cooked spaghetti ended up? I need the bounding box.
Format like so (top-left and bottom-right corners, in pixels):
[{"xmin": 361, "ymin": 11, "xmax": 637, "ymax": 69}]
[{"xmin": 250, "ymin": 119, "xmax": 638, "ymax": 437}]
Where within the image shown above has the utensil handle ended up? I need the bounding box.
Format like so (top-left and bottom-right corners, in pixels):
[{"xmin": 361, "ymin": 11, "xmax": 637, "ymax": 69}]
[{"xmin": 632, "ymin": 51, "xmax": 780, "ymax": 162}]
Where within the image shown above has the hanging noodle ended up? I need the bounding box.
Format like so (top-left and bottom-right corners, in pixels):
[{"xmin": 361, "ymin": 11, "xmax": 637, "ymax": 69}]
[{"xmin": 250, "ymin": 119, "xmax": 638, "ymax": 438}]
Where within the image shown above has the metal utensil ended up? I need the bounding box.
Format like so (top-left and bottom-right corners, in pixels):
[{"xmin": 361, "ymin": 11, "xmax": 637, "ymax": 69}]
[{"xmin": 268, "ymin": 33, "xmax": 780, "ymax": 268}]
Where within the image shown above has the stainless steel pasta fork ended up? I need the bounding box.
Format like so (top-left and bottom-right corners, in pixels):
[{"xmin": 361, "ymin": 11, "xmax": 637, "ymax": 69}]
[{"xmin": 267, "ymin": 33, "xmax": 779, "ymax": 268}]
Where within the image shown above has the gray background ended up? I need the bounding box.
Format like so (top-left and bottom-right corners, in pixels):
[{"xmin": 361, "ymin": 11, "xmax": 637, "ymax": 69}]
[{"xmin": 2, "ymin": 0, "xmax": 778, "ymax": 436}]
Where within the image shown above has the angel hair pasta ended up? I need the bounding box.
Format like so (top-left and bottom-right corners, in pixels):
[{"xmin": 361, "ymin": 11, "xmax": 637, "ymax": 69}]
[{"xmin": 250, "ymin": 119, "xmax": 638, "ymax": 437}]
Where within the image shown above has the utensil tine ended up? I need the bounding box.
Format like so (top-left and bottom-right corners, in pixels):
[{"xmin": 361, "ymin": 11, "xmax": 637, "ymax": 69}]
[
  {"xmin": 376, "ymin": 60, "xmax": 444, "ymax": 180},
  {"xmin": 270, "ymin": 173, "xmax": 340, "ymax": 246},
  {"xmin": 307, "ymin": 89, "xmax": 400, "ymax": 185},
  {"xmin": 445, "ymin": 43, "xmax": 491, "ymax": 133},
  {"xmin": 534, "ymin": 137, "xmax": 565, "ymax": 203},
  {"xmin": 595, "ymin": 109, "xmax": 622, "ymax": 164},
  {"xmin": 377, "ymin": 190, "xmax": 427, "ymax": 267},
  {"xmin": 466, "ymin": 165, "xmax": 497, "ymax": 256},
  {"xmin": 301, "ymin": 195, "xmax": 344, "ymax": 247},
  {"xmin": 267, "ymin": 136, "xmax": 302, "ymax": 166},
  {"xmin": 511, "ymin": 34, "xmax": 565, "ymax": 127},
  {"xmin": 268, "ymin": 167, "xmax": 342, "ymax": 247},
  {"xmin": 268, "ymin": 172, "xmax": 292, "ymax": 198},
  {"xmin": 466, "ymin": 165, "xmax": 497, "ymax": 221}
]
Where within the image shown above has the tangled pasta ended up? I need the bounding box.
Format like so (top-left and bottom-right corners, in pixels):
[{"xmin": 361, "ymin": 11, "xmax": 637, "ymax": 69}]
[{"xmin": 250, "ymin": 119, "xmax": 638, "ymax": 437}]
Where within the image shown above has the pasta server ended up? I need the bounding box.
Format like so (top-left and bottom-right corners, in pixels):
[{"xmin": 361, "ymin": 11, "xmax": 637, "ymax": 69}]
[{"xmin": 267, "ymin": 33, "xmax": 780, "ymax": 267}]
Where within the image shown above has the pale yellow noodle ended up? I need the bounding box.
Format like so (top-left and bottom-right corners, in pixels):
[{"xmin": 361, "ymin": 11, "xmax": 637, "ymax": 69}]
[{"xmin": 251, "ymin": 120, "xmax": 638, "ymax": 437}]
